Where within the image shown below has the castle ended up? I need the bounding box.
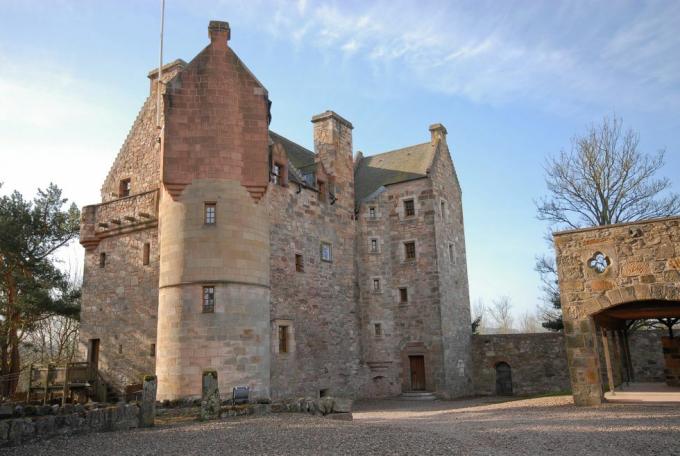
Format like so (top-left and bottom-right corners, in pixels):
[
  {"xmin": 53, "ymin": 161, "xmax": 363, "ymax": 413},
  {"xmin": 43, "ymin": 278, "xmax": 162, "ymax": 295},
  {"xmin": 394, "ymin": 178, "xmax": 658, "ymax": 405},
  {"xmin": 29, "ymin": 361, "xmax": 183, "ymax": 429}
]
[{"xmin": 78, "ymin": 21, "xmax": 473, "ymax": 401}]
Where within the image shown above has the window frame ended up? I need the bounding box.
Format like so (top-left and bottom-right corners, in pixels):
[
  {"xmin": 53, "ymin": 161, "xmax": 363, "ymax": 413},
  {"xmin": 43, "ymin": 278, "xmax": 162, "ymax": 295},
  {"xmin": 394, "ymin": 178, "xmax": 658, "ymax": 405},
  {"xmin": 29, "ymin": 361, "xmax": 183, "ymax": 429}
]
[
  {"xmin": 295, "ymin": 253, "xmax": 304, "ymax": 273},
  {"xmin": 404, "ymin": 241, "xmax": 416, "ymax": 261},
  {"xmin": 204, "ymin": 202, "xmax": 216, "ymax": 225},
  {"xmin": 119, "ymin": 178, "xmax": 131, "ymax": 198},
  {"xmin": 399, "ymin": 287, "xmax": 408, "ymax": 303},
  {"xmin": 368, "ymin": 206, "xmax": 376, "ymax": 219},
  {"xmin": 143, "ymin": 242, "xmax": 150, "ymax": 265},
  {"xmin": 202, "ymin": 285, "xmax": 215, "ymax": 313},
  {"xmin": 373, "ymin": 278, "xmax": 381, "ymax": 292},
  {"xmin": 403, "ymin": 199, "xmax": 415, "ymax": 217},
  {"xmin": 99, "ymin": 252, "xmax": 106, "ymax": 268},
  {"xmin": 320, "ymin": 242, "xmax": 333, "ymax": 263},
  {"xmin": 374, "ymin": 323, "xmax": 382, "ymax": 337},
  {"xmin": 370, "ymin": 238, "xmax": 379, "ymax": 253}
]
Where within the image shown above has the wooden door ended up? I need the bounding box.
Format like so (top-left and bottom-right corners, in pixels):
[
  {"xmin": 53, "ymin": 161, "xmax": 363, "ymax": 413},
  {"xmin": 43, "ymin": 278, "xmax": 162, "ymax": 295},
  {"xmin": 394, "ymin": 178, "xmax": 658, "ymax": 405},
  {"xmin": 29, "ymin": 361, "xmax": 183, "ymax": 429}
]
[
  {"xmin": 495, "ymin": 362, "xmax": 513, "ymax": 395},
  {"xmin": 409, "ymin": 355, "xmax": 426, "ymax": 391}
]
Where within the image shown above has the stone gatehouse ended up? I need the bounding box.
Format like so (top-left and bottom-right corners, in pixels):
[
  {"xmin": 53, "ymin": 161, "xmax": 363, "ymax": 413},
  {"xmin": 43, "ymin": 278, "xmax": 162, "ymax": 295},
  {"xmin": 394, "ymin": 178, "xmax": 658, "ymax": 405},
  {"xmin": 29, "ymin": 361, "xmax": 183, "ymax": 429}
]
[
  {"xmin": 555, "ymin": 216, "xmax": 680, "ymax": 405},
  {"xmin": 78, "ymin": 21, "xmax": 473, "ymax": 401}
]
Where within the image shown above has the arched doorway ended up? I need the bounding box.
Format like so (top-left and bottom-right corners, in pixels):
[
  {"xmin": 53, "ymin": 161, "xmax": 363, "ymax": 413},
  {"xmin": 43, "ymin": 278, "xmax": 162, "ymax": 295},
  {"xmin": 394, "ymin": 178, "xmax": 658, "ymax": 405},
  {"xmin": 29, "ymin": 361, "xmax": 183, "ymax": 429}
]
[
  {"xmin": 495, "ymin": 362, "xmax": 513, "ymax": 395},
  {"xmin": 554, "ymin": 216, "xmax": 680, "ymax": 405}
]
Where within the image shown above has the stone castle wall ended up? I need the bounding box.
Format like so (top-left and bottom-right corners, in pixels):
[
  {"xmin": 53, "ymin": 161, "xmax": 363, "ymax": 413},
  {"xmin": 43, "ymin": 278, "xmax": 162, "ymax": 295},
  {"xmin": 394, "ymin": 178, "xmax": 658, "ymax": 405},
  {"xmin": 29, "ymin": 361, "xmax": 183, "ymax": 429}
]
[
  {"xmin": 429, "ymin": 134, "xmax": 473, "ymax": 397},
  {"xmin": 471, "ymin": 333, "xmax": 570, "ymax": 396},
  {"xmin": 628, "ymin": 330, "xmax": 665, "ymax": 382}
]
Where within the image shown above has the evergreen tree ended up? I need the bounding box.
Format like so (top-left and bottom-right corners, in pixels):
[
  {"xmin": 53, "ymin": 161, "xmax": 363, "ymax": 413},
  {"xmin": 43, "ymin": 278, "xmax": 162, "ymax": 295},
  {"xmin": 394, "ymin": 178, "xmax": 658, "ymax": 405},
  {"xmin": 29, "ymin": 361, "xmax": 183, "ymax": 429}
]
[{"xmin": 0, "ymin": 183, "xmax": 80, "ymax": 396}]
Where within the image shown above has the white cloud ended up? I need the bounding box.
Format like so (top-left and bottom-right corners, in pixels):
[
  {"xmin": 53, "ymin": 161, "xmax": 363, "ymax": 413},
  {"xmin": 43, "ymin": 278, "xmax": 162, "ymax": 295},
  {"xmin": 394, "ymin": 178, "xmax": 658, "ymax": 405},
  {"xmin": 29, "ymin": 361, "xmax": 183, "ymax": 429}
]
[{"xmin": 219, "ymin": 0, "xmax": 680, "ymax": 113}]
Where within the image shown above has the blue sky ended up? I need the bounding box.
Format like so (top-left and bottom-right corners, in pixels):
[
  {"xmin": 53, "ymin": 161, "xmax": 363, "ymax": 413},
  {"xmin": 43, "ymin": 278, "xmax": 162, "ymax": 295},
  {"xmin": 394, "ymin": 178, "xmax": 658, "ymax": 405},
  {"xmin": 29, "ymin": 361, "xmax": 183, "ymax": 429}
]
[{"xmin": 1, "ymin": 0, "xmax": 679, "ymax": 322}]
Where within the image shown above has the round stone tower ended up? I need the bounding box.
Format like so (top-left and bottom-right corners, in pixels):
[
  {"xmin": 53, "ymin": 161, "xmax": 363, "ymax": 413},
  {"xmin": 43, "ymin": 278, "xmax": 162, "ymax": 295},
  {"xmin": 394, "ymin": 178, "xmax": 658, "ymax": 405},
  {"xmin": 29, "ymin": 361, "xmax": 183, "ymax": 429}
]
[{"xmin": 155, "ymin": 21, "xmax": 272, "ymax": 400}]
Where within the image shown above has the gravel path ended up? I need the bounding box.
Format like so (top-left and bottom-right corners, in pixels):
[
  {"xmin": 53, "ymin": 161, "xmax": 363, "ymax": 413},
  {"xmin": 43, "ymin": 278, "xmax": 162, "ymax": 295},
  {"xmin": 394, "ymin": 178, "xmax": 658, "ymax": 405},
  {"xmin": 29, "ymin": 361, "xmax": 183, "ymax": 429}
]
[{"xmin": 4, "ymin": 395, "xmax": 680, "ymax": 455}]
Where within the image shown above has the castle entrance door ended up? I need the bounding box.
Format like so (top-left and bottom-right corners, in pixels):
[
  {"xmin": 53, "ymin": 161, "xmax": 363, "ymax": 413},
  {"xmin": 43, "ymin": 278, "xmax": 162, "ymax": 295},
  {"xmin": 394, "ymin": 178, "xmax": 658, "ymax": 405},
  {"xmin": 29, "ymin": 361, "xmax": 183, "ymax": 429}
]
[{"xmin": 409, "ymin": 355, "xmax": 426, "ymax": 391}]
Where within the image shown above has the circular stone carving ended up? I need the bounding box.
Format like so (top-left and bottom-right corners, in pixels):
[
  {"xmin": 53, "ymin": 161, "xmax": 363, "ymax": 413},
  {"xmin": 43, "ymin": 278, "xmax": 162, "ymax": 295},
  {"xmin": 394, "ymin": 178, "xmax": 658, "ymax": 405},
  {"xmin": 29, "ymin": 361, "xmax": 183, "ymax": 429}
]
[{"xmin": 588, "ymin": 252, "xmax": 610, "ymax": 273}]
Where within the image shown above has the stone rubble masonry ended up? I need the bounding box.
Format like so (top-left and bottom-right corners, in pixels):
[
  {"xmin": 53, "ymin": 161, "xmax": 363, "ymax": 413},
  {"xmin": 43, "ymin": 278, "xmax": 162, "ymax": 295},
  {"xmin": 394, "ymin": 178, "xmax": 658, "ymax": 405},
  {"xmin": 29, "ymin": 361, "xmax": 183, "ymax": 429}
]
[
  {"xmin": 0, "ymin": 403, "xmax": 140, "ymax": 447},
  {"xmin": 628, "ymin": 330, "xmax": 665, "ymax": 382},
  {"xmin": 554, "ymin": 216, "xmax": 680, "ymax": 405},
  {"xmin": 140, "ymin": 375, "xmax": 157, "ymax": 427},
  {"xmin": 662, "ymin": 337, "xmax": 680, "ymax": 386},
  {"xmin": 471, "ymin": 333, "xmax": 570, "ymax": 396}
]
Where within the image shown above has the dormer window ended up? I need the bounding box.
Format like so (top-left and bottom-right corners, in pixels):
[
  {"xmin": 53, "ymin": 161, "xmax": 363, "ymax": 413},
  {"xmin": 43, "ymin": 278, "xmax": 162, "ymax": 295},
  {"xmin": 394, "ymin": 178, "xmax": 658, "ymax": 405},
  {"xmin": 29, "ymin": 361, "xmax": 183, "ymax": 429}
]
[
  {"xmin": 119, "ymin": 179, "xmax": 131, "ymax": 197},
  {"xmin": 369, "ymin": 207, "xmax": 376, "ymax": 218},
  {"xmin": 272, "ymin": 163, "xmax": 282, "ymax": 185}
]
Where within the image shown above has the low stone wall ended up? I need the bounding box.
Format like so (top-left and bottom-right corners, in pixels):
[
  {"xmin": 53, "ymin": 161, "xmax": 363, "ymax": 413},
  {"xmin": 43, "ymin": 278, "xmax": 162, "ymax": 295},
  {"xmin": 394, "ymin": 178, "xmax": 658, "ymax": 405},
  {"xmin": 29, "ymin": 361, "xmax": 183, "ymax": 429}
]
[
  {"xmin": 471, "ymin": 333, "xmax": 570, "ymax": 396},
  {"xmin": 662, "ymin": 337, "xmax": 680, "ymax": 386},
  {"xmin": 628, "ymin": 330, "xmax": 665, "ymax": 382},
  {"xmin": 0, "ymin": 403, "xmax": 139, "ymax": 447}
]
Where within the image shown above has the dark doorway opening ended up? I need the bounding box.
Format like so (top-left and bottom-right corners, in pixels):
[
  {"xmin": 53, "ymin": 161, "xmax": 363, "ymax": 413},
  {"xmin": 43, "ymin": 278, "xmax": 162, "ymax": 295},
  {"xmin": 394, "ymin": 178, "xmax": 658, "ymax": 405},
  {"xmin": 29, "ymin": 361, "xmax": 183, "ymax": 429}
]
[
  {"xmin": 409, "ymin": 355, "xmax": 426, "ymax": 391},
  {"xmin": 496, "ymin": 362, "xmax": 513, "ymax": 395}
]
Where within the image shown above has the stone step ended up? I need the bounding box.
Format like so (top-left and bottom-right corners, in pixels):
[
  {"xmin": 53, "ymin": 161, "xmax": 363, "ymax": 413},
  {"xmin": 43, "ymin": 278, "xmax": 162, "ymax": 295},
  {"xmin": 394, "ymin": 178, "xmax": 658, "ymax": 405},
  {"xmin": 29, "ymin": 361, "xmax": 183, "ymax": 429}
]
[{"xmin": 400, "ymin": 391, "xmax": 437, "ymax": 401}]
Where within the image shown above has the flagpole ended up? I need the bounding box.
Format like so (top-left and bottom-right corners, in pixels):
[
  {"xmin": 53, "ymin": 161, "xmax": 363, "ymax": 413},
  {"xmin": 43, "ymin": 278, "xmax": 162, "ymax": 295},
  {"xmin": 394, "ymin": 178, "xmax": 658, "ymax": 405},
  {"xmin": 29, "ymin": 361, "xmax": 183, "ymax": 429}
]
[{"xmin": 156, "ymin": 0, "xmax": 165, "ymax": 129}]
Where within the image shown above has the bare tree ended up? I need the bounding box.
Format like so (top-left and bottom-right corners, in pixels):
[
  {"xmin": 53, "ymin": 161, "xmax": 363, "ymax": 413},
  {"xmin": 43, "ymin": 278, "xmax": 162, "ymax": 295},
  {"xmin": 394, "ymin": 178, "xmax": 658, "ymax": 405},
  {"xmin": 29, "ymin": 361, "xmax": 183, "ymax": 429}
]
[
  {"xmin": 537, "ymin": 116, "xmax": 680, "ymax": 228},
  {"xmin": 488, "ymin": 296, "xmax": 514, "ymax": 334},
  {"xmin": 535, "ymin": 117, "xmax": 680, "ymax": 331},
  {"xmin": 519, "ymin": 310, "xmax": 541, "ymax": 333}
]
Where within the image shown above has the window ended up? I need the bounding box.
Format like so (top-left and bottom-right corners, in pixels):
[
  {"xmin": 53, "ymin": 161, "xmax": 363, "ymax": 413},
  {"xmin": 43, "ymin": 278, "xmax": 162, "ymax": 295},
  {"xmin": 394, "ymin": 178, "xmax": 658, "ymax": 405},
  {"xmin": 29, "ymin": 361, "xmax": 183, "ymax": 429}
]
[
  {"xmin": 99, "ymin": 252, "xmax": 106, "ymax": 268},
  {"xmin": 295, "ymin": 254, "xmax": 304, "ymax": 272},
  {"xmin": 441, "ymin": 201, "xmax": 446, "ymax": 218},
  {"xmin": 150, "ymin": 343, "xmax": 156, "ymax": 357},
  {"xmin": 119, "ymin": 178, "xmax": 131, "ymax": 197},
  {"xmin": 369, "ymin": 207, "xmax": 376, "ymax": 218},
  {"xmin": 318, "ymin": 181, "xmax": 327, "ymax": 202},
  {"xmin": 272, "ymin": 163, "xmax": 282, "ymax": 185},
  {"xmin": 118, "ymin": 344, "xmax": 123, "ymax": 354},
  {"xmin": 204, "ymin": 203, "xmax": 216, "ymax": 225},
  {"xmin": 143, "ymin": 243, "xmax": 150, "ymax": 265},
  {"xmin": 399, "ymin": 287, "xmax": 408, "ymax": 303},
  {"xmin": 370, "ymin": 239, "xmax": 378, "ymax": 253},
  {"xmin": 404, "ymin": 241, "xmax": 416, "ymax": 260},
  {"xmin": 449, "ymin": 244, "xmax": 454, "ymax": 262},
  {"xmin": 373, "ymin": 278, "xmax": 381, "ymax": 292},
  {"xmin": 404, "ymin": 199, "xmax": 415, "ymax": 217},
  {"xmin": 278, "ymin": 325, "xmax": 289, "ymax": 353},
  {"xmin": 374, "ymin": 323, "xmax": 382, "ymax": 337},
  {"xmin": 202, "ymin": 286, "xmax": 215, "ymax": 313},
  {"xmin": 320, "ymin": 242, "xmax": 332, "ymax": 262}
]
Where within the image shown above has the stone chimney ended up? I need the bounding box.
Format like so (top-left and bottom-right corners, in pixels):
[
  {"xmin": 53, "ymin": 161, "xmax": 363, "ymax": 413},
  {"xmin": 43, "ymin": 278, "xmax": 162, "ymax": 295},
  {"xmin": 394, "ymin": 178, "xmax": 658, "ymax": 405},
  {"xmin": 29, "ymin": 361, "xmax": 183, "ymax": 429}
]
[
  {"xmin": 429, "ymin": 123, "xmax": 447, "ymax": 145},
  {"xmin": 208, "ymin": 21, "xmax": 231, "ymax": 49}
]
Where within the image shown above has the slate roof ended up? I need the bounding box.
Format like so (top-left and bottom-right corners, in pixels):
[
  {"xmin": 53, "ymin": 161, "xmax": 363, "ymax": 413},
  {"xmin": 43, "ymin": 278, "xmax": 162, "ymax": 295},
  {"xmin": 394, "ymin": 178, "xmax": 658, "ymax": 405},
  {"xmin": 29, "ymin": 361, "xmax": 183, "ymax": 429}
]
[
  {"xmin": 354, "ymin": 142, "xmax": 436, "ymax": 204},
  {"xmin": 268, "ymin": 131, "xmax": 437, "ymax": 202}
]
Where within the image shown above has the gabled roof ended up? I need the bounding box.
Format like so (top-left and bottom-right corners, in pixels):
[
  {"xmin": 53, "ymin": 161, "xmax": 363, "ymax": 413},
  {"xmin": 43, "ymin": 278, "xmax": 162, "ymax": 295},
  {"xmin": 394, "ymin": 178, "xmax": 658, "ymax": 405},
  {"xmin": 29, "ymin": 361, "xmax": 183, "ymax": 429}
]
[
  {"xmin": 269, "ymin": 131, "xmax": 315, "ymax": 170},
  {"xmin": 354, "ymin": 142, "xmax": 436, "ymax": 204}
]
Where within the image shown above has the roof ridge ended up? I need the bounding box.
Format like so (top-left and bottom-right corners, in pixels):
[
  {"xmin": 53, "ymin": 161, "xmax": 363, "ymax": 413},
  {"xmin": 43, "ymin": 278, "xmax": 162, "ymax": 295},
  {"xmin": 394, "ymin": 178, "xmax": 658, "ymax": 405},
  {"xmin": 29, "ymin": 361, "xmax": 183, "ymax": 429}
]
[{"xmin": 365, "ymin": 141, "xmax": 431, "ymax": 159}]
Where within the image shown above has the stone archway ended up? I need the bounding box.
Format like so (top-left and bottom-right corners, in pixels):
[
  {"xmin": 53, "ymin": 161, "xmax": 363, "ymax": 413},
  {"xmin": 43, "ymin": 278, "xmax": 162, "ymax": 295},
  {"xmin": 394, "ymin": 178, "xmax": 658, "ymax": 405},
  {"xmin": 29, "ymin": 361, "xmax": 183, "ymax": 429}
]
[{"xmin": 554, "ymin": 216, "xmax": 680, "ymax": 406}]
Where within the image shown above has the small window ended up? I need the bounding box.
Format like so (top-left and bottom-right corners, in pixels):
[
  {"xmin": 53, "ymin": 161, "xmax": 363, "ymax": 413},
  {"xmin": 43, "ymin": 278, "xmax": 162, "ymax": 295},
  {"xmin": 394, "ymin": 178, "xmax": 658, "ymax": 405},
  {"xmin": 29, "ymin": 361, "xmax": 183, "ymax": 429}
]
[
  {"xmin": 373, "ymin": 278, "xmax": 381, "ymax": 292},
  {"xmin": 150, "ymin": 343, "xmax": 156, "ymax": 357},
  {"xmin": 204, "ymin": 203, "xmax": 216, "ymax": 225},
  {"xmin": 370, "ymin": 239, "xmax": 378, "ymax": 253},
  {"xmin": 99, "ymin": 252, "xmax": 106, "ymax": 268},
  {"xmin": 399, "ymin": 287, "xmax": 408, "ymax": 303},
  {"xmin": 272, "ymin": 163, "xmax": 282, "ymax": 185},
  {"xmin": 441, "ymin": 201, "xmax": 446, "ymax": 218},
  {"xmin": 449, "ymin": 244, "xmax": 454, "ymax": 262},
  {"xmin": 119, "ymin": 178, "xmax": 131, "ymax": 197},
  {"xmin": 295, "ymin": 254, "xmax": 304, "ymax": 272},
  {"xmin": 369, "ymin": 207, "xmax": 376, "ymax": 218},
  {"xmin": 278, "ymin": 325, "xmax": 289, "ymax": 353},
  {"xmin": 320, "ymin": 242, "xmax": 332, "ymax": 262},
  {"xmin": 319, "ymin": 388, "xmax": 329, "ymax": 398},
  {"xmin": 404, "ymin": 241, "xmax": 416, "ymax": 260},
  {"xmin": 374, "ymin": 323, "xmax": 382, "ymax": 337},
  {"xmin": 404, "ymin": 199, "xmax": 415, "ymax": 217},
  {"xmin": 318, "ymin": 181, "xmax": 327, "ymax": 202},
  {"xmin": 202, "ymin": 286, "xmax": 215, "ymax": 313},
  {"xmin": 143, "ymin": 243, "xmax": 150, "ymax": 265},
  {"xmin": 118, "ymin": 344, "xmax": 123, "ymax": 354}
]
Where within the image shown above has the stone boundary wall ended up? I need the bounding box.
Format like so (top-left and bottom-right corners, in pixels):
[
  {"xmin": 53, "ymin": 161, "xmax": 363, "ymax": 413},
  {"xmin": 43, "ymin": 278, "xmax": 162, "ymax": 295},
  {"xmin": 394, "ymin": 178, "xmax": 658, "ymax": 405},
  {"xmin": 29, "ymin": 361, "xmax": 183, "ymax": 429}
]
[
  {"xmin": 471, "ymin": 333, "xmax": 570, "ymax": 396},
  {"xmin": 627, "ymin": 330, "xmax": 665, "ymax": 382},
  {"xmin": 0, "ymin": 403, "xmax": 139, "ymax": 447}
]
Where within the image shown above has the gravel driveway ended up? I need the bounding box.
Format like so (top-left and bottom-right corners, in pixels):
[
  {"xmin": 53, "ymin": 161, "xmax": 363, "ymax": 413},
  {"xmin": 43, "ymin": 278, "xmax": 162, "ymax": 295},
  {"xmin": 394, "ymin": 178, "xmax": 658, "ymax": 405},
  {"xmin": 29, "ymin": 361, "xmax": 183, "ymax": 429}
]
[{"xmin": 3, "ymin": 395, "xmax": 680, "ymax": 455}]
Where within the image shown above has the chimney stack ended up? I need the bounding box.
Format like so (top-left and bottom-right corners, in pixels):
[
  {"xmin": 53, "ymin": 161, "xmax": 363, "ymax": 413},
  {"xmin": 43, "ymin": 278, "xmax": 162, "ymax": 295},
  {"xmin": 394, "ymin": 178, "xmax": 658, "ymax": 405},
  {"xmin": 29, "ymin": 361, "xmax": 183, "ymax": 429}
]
[
  {"xmin": 429, "ymin": 123, "xmax": 447, "ymax": 145},
  {"xmin": 208, "ymin": 21, "xmax": 231, "ymax": 48}
]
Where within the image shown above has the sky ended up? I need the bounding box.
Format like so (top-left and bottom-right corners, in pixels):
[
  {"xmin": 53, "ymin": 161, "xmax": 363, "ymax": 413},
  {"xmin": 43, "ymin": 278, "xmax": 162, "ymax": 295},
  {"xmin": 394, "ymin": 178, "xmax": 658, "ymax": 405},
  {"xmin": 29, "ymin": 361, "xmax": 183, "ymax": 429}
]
[{"xmin": 1, "ymin": 0, "xmax": 679, "ymax": 323}]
